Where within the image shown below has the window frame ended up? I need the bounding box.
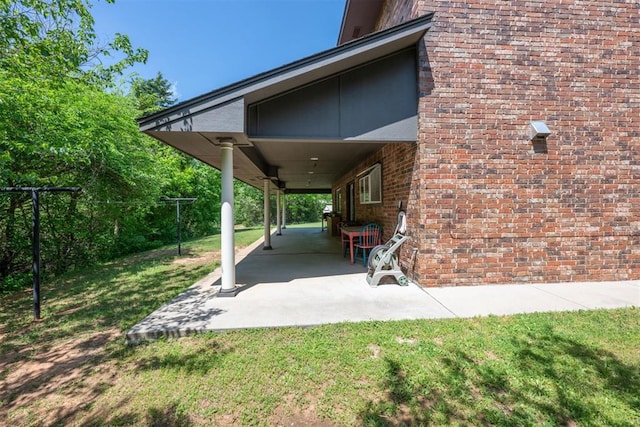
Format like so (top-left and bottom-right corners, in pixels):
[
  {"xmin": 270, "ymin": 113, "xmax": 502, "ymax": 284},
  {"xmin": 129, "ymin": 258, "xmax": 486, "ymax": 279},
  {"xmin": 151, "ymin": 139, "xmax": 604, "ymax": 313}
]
[{"xmin": 358, "ymin": 163, "xmax": 382, "ymax": 204}]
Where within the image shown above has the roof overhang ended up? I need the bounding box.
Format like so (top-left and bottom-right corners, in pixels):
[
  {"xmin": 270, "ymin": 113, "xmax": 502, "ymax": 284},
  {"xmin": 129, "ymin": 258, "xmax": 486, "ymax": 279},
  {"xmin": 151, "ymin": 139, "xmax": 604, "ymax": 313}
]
[
  {"xmin": 138, "ymin": 14, "xmax": 433, "ymax": 192},
  {"xmin": 337, "ymin": 0, "xmax": 385, "ymax": 45}
]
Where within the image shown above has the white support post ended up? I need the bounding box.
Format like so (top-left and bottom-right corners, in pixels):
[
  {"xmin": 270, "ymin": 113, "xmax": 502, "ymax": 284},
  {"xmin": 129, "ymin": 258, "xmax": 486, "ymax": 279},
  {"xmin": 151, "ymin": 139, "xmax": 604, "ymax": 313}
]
[
  {"xmin": 276, "ymin": 189, "xmax": 282, "ymax": 236},
  {"xmin": 282, "ymin": 193, "xmax": 287, "ymax": 229},
  {"xmin": 263, "ymin": 178, "xmax": 272, "ymax": 250},
  {"xmin": 218, "ymin": 142, "xmax": 237, "ymax": 297}
]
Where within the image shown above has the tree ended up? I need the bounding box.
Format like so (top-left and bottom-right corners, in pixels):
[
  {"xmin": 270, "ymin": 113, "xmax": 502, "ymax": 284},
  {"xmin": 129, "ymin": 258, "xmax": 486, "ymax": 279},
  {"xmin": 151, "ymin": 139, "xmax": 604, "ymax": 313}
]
[
  {"xmin": 0, "ymin": 70, "xmax": 170, "ymax": 285},
  {"xmin": 130, "ymin": 72, "xmax": 176, "ymax": 115},
  {"xmin": 284, "ymin": 194, "xmax": 328, "ymax": 224},
  {"xmin": 0, "ymin": 0, "xmax": 333, "ymax": 294},
  {"xmin": 0, "ymin": 0, "xmax": 157, "ymax": 292},
  {"xmin": 0, "ymin": 0, "xmax": 148, "ymax": 86},
  {"xmin": 234, "ymin": 182, "xmax": 263, "ymax": 227}
]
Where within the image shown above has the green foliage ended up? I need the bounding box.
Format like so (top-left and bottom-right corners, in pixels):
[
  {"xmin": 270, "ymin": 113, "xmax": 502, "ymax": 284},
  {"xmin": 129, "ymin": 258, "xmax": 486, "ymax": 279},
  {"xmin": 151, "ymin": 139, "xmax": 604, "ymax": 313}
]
[
  {"xmin": 234, "ymin": 181, "xmax": 263, "ymax": 226},
  {"xmin": 0, "ymin": 0, "xmax": 337, "ymax": 292},
  {"xmin": 1, "ymin": 239, "xmax": 638, "ymax": 426},
  {"xmin": 0, "ymin": 1, "xmax": 172, "ymax": 290},
  {"xmin": 284, "ymin": 193, "xmax": 329, "ymax": 224},
  {"xmin": 130, "ymin": 71, "xmax": 176, "ymax": 115},
  {"xmin": 0, "ymin": 70, "xmax": 167, "ymax": 280},
  {"xmin": 147, "ymin": 155, "xmax": 223, "ymax": 243},
  {"xmin": 0, "ymin": 0, "xmax": 148, "ymax": 86},
  {"xmin": 233, "ymin": 187, "xmax": 330, "ymax": 227}
]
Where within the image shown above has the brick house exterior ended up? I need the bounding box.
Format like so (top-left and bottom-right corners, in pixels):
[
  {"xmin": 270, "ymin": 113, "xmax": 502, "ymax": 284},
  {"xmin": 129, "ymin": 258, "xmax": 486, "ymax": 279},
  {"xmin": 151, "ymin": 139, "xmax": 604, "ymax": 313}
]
[{"xmin": 333, "ymin": 0, "xmax": 639, "ymax": 286}]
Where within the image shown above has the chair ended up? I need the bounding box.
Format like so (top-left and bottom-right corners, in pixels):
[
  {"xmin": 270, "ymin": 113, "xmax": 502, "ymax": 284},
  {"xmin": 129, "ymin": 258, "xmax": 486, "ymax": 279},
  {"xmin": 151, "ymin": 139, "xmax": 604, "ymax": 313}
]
[
  {"xmin": 339, "ymin": 221, "xmax": 362, "ymax": 257},
  {"xmin": 354, "ymin": 223, "xmax": 382, "ymax": 267}
]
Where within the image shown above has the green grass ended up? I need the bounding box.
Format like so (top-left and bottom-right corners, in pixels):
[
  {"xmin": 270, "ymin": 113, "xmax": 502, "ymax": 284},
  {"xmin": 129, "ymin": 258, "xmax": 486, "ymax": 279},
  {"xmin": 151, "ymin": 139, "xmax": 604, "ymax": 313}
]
[
  {"xmin": 1, "ymin": 227, "xmax": 639, "ymax": 426},
  {"xmin": 287, "ymin": 221, "xmax": 322, "ymax": 229}
]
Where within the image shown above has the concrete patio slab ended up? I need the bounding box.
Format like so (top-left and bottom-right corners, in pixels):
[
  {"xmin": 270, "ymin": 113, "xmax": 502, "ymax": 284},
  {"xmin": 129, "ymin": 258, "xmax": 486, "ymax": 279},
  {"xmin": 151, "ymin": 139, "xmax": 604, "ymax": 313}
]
[
  {"xmin": 531, "ymin": 281, "xmax": 640, "ymax": 309},
  {"xmin": 424, "ymin": 281, "xmax": 638, "ymax": 318},
  {"xmin": 424, "ymin": 284, "xmax": 586, "ymax": 318},
  {"xmin": 126, "ymin": 227, "xmax": 639, "ymax": 343}
]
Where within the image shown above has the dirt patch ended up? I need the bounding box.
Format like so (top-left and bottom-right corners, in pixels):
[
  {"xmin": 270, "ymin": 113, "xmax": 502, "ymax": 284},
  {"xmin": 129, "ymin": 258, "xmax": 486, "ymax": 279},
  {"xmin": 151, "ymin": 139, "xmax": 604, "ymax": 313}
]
[
  {"xmin": 57, "ymin": 303, "xmax": 85, "ymax": 316},
  {"xmin": 270, "ymin": 411, "xmax": 337, "ymax": 427},
  {"xmin": 368, "ymin": 343, "xmax": 382, "ymax": 359},
  {"xmin": 269, "ymin": 393, "xmax": 337, "ymax": 427},
  {"xmin": 485, "ymin": 350, "xmax": 500, "ymax": 361},
  {"xmin": 0, "ymin": 328, "xmax": 120, "ymax": 426},
  {"xmin": 395, "ymin": 336, "xmax": 417, "ymax": 345},
  {"xmin": 172, "ymin": 251, "xmax": 219, "ymax": 266}
]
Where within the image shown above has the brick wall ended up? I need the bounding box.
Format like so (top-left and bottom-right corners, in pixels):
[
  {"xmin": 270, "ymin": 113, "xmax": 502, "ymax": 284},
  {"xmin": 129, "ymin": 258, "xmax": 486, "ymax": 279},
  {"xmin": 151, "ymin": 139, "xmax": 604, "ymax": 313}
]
[
  {"xmin": 332, "ymin": 143, "xmax": 418, "ymax": 238},
  {"xmin": 377, "ymin": 0, "xmax": 415, "ymax": 28},
  {"xmin": 338, "ymin": 0, "xmax": 640, "ymax": 286}
]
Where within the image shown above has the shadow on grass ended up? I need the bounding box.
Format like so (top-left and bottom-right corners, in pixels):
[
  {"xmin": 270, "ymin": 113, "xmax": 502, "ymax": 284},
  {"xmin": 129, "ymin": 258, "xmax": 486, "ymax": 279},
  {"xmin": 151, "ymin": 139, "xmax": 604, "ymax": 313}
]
[
  {"xmin": 133, "ymin": 339, "xmax": 231, "ymax": 375},
  {"xmin": 80, "ymin": 401, "xmax": 194, "ymax": 427},
  {"xmin": 360, "ymin": 327, "xmax": 640, "ymax": 426},
  {"xmin": 145, "ymin": 402, "xmax": 194, "ymax": 427},
  {"xmin": 0, "ymin": 247, "xmax": 222, "ymax": 425},
  {"xmin": 360, "ymin": 358, "xmax": 437, "ymax": 426}
]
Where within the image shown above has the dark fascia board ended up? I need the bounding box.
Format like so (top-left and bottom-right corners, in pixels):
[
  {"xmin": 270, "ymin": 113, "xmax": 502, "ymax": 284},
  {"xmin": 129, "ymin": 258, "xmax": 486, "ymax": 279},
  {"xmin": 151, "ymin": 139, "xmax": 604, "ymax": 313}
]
[
  {"xmin": 285, "ymin": 188, "xmax": 332, "ymax": 195},
  {"xmin": 138, "ymin": 13, "xmax": 434, "ymax": 132}
]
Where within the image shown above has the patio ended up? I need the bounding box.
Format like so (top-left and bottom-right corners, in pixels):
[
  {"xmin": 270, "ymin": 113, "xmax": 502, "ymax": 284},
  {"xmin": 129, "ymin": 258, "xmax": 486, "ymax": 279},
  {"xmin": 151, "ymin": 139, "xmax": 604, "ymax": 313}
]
[
  {"xmin": 126, "ymin": 227, "xmax": 639, "ymax": 343},
  {"xmin": 126, "ymin": 226, "xmax": 455, "ymax": 343}
]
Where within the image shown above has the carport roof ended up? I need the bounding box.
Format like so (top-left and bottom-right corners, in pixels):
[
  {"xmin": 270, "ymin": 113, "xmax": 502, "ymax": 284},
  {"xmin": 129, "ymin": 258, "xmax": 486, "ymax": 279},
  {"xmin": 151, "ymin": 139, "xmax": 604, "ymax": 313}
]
[{"xmin": 138, "ymin": 13, "xmax": 433, "ymax": 192}]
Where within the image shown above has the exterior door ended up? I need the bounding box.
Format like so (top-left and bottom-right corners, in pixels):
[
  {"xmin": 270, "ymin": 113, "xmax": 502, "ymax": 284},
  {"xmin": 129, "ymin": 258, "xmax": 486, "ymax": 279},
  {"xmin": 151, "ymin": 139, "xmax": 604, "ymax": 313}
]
[{"xmin": 347, "ymin": 181, "xmax": 356, "ymax": 222}]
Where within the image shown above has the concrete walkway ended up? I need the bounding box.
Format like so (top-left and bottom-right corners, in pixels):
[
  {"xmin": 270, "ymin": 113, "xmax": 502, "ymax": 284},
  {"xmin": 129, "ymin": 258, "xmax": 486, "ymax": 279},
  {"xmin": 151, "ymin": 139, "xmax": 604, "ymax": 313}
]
[{"xmin": 126, "ymin": 227, "xmax": 640, "ymax": 343}]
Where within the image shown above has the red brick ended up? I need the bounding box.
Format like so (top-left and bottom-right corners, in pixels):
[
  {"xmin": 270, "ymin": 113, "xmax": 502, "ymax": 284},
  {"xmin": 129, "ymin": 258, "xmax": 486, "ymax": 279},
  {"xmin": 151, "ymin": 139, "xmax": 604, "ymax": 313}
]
[{"xmin": 333, "ymin": 0, "xmax": 639, "ymax": 287}]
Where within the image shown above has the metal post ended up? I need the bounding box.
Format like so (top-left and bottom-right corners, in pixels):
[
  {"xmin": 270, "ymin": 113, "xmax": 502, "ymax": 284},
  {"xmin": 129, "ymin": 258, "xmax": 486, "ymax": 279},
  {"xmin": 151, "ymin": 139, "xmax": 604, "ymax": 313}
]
[
  {"xmin": 0, "ymin": 187, "xmax": 81, "ymax": 321},
  {"xmin": 176, "ymin": 200, "xmax": 181, "ymax": 255},
  {"xmin": 32, "ymin": 190, "xmax": 40, "ymax": 320},
  {"xmin": 276, "ymin": 189, "xmax": 282, "ymax": 236},
  {"xmin": 159, "ymin": 196, "xmax": 196, "ymax": 256},
  {"xmin": 263, "ymin": 178, "xmax": 272, "ymax": 250},
  {"xmin": 218, "ymin": 142, "xmax": 237, "ymax": 296},
  {"xmin": 282, "ymin": 193, "xmax": 286, "ymax": 229}
]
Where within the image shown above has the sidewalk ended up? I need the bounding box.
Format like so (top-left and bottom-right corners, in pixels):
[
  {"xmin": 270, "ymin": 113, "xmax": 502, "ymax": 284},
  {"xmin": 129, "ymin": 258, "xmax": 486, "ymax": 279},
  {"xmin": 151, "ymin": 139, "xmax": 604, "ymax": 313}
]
[{"xmin": 126, "ymin": 228, "xmax": 640, "ymax": 343}]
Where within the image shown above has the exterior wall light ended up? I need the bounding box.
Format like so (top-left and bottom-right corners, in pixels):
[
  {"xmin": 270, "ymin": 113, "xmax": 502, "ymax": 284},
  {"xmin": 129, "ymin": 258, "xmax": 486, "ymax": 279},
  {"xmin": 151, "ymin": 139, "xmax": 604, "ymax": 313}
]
[
  {"xmin": 530, "ymin": 120, "xmax": 551, "ymax": 154},
  {"xmin": 530, "ymin": 120, "xmax": 551, "ymax": 140}
]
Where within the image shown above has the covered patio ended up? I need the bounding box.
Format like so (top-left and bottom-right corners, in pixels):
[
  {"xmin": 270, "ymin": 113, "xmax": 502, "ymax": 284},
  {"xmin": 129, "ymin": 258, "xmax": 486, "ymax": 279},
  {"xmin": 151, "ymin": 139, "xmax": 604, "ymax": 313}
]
[
  {"xmin": 126, "ymin": 227, "xmax": 453, "ymax": 342},
  {"xmin": 126, "ymin": 226, "xmax": 640, "ymax": 343},
  {"xmin": 137, "ymin": 15, "xmax": 434, "ymax": 296}
]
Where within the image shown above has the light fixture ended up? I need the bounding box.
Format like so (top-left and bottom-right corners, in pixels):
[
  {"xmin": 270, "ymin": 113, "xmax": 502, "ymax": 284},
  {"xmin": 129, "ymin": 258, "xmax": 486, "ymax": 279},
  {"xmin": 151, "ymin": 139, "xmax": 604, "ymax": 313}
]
[
  {"xmin": 530, "ymin": 121, "xmax": 551, "ymax": 140},
  {"xmin": 310, "ymin": 157, "xmax": 319, "ymax": 161}
]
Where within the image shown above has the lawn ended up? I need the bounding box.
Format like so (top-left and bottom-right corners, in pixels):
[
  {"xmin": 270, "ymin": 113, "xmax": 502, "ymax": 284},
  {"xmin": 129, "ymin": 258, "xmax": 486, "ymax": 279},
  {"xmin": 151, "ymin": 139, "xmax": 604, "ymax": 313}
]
[{"xmin": 1, "ymin": 228, "xmax": 639, "ymax": 426}]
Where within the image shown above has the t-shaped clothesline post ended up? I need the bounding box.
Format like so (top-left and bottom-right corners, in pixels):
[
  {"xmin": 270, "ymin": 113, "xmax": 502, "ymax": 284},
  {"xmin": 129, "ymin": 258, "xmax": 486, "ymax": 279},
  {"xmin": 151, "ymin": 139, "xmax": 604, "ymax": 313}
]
[
  {"xmin": 159, "ymin": 197, "xmax": 197, "ymax": 255},
  {"xmin": 0, "ymin": 187, "xmax": 81, "ymax": 320}
]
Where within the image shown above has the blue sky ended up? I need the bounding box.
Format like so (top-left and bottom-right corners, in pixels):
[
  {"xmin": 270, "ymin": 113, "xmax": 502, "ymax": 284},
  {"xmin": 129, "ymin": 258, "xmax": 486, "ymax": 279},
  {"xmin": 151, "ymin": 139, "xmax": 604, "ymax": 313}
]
[{"xmin": 91, "ymin": 0, "xmax": 346, "ymax": 102}]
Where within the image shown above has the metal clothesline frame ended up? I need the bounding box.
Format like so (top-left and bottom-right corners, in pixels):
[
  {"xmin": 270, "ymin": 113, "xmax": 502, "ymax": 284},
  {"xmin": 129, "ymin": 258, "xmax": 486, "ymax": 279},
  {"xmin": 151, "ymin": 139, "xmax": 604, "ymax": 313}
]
[
  {"xmin": 159, "ymin": 196, "xmax": 197, "ymax": 255},
  {"xmin": 0, "ymin": 187, "xmax": 82, "ymax": 320}
]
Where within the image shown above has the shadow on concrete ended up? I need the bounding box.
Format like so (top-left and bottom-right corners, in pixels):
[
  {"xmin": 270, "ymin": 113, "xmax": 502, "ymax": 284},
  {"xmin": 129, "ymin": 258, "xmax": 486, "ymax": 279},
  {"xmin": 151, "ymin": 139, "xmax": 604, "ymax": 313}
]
[
  {"xmin": 215, "ymin": 227, "xmax": 366, "ymax": 294},
  {"xmin": 126, "ymin": 227, "xmax": 375, "ymax": 343}
]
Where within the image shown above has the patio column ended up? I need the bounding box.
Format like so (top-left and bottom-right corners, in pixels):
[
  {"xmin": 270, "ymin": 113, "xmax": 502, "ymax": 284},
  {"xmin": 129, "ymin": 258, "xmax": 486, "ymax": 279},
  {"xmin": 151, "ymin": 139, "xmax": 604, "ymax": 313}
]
[
  {"xmin": 276, "ymin": 189, "xmax": 282, "ymax": 236},
  {"xmin": 282, "ymin": 193, "xmax": 287, "ymax": 229},
  {"xmin": 218, "ymin": 142, "xmax": 237, "ymax": 297},
  {"xmin": 263, "ymin": 178, "xmax": 272, "ymax": 250}
]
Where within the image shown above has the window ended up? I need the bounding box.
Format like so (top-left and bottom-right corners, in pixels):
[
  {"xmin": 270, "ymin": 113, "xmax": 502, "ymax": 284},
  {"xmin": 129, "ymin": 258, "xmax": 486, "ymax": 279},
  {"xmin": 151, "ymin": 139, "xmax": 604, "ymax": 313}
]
[
  {"xmin": 358, "ymin": 163, "xmax": 381, "ymax": 204},
  {"xmin": 335, "ymin": 188, "xmax": 343, "ymax": 214}
]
